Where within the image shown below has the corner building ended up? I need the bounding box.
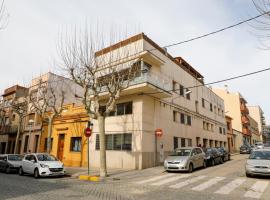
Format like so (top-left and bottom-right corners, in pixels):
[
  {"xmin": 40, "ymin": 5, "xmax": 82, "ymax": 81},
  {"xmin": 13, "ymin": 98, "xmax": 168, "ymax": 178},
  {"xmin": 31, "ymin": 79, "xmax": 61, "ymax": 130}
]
[{"xmin": 89, "ymin": 33, "xmax": 227, "ymax": 169}]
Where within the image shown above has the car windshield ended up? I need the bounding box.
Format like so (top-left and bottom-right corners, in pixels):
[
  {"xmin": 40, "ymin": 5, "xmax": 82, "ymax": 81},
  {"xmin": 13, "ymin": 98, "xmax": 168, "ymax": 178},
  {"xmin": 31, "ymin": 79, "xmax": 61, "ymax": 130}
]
[
  {"xmin": 249, "ymin": 151, "xmax": 270, "ymax": 160},
  {"xmin": 8, "ymin": 155, "xmax": 23, "ymax": 161},
  {"xmin": 170, "ymin": 149, "xmax": 191, "ymax": 156},
  {"xmin": 37, "ymin": 154, "xmax": 58, "ymax": 161}
]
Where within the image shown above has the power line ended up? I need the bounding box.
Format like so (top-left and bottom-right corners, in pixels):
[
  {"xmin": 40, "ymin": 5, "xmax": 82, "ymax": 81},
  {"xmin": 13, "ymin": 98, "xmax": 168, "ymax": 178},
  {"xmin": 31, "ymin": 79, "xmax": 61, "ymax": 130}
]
[
  {"xmin": 142, "ymin": 67, "xmax": 270, "ymax": 95},
  {"xmin": 152, "ymin": 11, "xmax": 270, "ymax": 50}
]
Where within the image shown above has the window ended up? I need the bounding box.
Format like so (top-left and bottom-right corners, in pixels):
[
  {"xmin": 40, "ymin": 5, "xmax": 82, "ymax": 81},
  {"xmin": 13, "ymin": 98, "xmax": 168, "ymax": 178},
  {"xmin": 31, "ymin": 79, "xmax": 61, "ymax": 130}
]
[
  {"xmin": 210, "ymin": 103, "xmax": 213, "ymax": 112},
  {"xmin": 214, "ymin": 106, "xmax": 217, "ymax": 114},
  {"xmin": 180, "ymin": 113, "xmax": 185, "ymax": 124},
  {"xmin": 203, "ymin": 122, "xmax": 207, "ymax": 130},
  {"xmin": 172, "ymin": 81, "xmax": 177, "ymax": 92},
  {"xmin": 187, "ymin": 115, "xmax": 191, "ymax": 126},
  {"xmin": 100, "ymin": 102, "xmax": 132, "ymax": 116},
  {"xmin": 185, "ymin": 89, "xmax": 190, "ymax": 100},
  {"xmin": 223, "ymin": 128, "xmax": 226, "ymax": 134},
  {"xmin": 70, "ymin": 137, "xmax": 81, "ymax": 152},
  {"xmin": 227, "ymin": 122, "xmax": 231, "ymax": 130},
  {"xmin": 44, "ymin": 138, "xmax": 53, "ymax": 151},
  {"xmin": 173, "ymin": 137, "xmax": 178, "ymax": 150},
  {"xmin": 187, "ymin": 139, "xmax": 192, "ymax": 147},
  {"xmin": 202, "ymin": 98, "xmax": 205, "ymax": 108},
  {"xmin": 173, "ymin": 111, "xmax": 178, "ymax": 122},
  {"xmin": 181, "ymin": 138, "xmax": 186, "ymax": 147},
  {"xmin": 219, "ymin": 127, "xmax": 222, "ymax": 134},
  {"xmin": 96, "ymin": 133, "xmax": 132, "ymax": 151},
  {"xmin": 23, "ymin": 135, "xmax": 29, "ymax": 153},
  {"xmin": 211, "ymin": 124, "xmax": 214, "ymax": 132},
  {"xmin": 180, "ymin": 85, "xmax": 184, "ymax": 96}
]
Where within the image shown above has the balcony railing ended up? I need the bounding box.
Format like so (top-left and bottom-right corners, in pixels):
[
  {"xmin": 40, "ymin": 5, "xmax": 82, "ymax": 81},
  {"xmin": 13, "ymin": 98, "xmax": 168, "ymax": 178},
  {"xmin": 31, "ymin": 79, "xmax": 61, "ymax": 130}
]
[
  {"xmin": 241, "ymin": 116, "xmax": 250, "ymax": 125},
  {"xmin": 0, "ymin": 125, "xmax": 18, "ymax": 135},
  {"xmin": 240, "ymin": 104, "xmax": 249, "ymax": 114},
  {"xmin": 243, "ymin": 127, "xmax": 251, "ymax": 136}
]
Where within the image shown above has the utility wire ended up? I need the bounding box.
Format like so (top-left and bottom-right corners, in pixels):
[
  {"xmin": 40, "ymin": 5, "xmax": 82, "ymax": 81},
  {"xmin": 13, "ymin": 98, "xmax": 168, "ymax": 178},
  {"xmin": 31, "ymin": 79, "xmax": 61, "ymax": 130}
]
[
  {"xmin": 142, "ymin": 67, "xmax": 270, "ymax": 95},
  {"xmin": 156, "ymin": 11, "xmax": 270, "ymax": 49}
]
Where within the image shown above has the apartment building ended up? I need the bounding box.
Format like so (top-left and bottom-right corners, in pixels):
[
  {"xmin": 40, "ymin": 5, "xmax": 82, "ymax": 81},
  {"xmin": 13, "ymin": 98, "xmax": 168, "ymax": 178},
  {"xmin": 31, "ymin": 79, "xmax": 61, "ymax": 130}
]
[
  {"xmin": 248, "ymin": 106, "xmax": 265, "ymax": 141},
  {"xmin": 21, "ymin": 72, "xmax": 82, "ymax": 154},
  {"xmin": 0, "ymin": 85, "xmax": 28, "ymax": 154},
  {"xmin": 212, "ymin": 88, "xmax": 252, "ymax": 148},
  {"xmin": 249, "ymin": 116, "xmax": 260, "ymax": 144},
  {"xmin": 87, "ymin": 33, "xmax": 227, "ymax": 169}
]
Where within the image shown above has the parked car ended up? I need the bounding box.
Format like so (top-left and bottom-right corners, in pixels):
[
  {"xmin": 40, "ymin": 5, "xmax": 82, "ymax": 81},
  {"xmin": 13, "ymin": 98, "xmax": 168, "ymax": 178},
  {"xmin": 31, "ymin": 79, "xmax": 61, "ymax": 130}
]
[
  {"xmin": 19, "ymin": 153, "xmax": 65, "ymax": 178},
  {"xmin": 164, "ymin": 147, "xmax": 206, "ymax": 173},
  {"xmin": 240, "ymin": 145, "xmax": 252, "ymax": 154},
  {"xmin": 255, "ymin": 142, "xmax": 264, "ymax": 149},
  {"xmin": 217, "ymin": 147, "xmax": 230, "ymax": 162},
  {"xmin": 245, "ymin": 149, "xmax": 270, "ymax": 177},
  {"xmin": 204, "ymin": 148, "xmax": 223, "ymax": 166},
  {"xmin": 0, "ymin": 154, "xmax": 23, "ymax": 173}
]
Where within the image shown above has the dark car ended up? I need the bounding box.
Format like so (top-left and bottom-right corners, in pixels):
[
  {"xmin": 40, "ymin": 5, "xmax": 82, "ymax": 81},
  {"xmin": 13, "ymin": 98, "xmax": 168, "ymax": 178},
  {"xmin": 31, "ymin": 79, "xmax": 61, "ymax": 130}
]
[
  {"xmin": 217, "ymin": 147, "xmax": 230, "ymax": 162},
  {"xmin": 0, "ymin": 154, "xmax": 23, "ymax": 173},
  {"xmin": 240, "ymin": 145, "xmax": 252, "ymax": 154},
  {"xmin": 204, "ymin": 148, "xmax": 223, "ymax": 166}
]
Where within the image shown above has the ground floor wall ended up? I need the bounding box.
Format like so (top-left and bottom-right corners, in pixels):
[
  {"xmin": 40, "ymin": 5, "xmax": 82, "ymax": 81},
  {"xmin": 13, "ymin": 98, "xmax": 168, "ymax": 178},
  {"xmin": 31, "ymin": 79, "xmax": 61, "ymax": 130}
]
[{"xmin": 20, "ymin": 130, "xmax": 41, "ymax": 154}]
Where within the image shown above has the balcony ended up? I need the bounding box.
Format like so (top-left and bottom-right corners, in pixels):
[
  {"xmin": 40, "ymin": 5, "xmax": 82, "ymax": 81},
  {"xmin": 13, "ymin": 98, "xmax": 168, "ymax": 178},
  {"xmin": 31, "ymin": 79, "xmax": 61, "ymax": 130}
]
[
  {"xmin": 24, "ymin": 123, "xmax": 42, "ymax": 132},
  {"xmin": 241, "ymin": 116, "xmax": 250, "ymax": 125},
  {"xmin": 240, "ymin": 104, "xmax": 249, "ymax": 114},
  {"xmin": 98, "ymin": 70, "xmax": 172, "ymax": 99},
  {"xmin": 0, "ymin": 125, "xmax": 18, "ymax": 135},
  {"xmin": 243, "ymin": 127, "xmax": 251, "ymax": 136}
]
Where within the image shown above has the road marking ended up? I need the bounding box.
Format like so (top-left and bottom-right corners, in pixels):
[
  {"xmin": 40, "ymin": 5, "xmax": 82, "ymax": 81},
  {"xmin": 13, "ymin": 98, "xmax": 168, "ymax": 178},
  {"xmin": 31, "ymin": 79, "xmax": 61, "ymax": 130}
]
[
  {"xmin": 192, "ymin": 177, "xmax": 225, "ymax": 191},
  {"xmin": 151, "ymin": 174, "xmax": 191, "ymax": 186},
  {"xmin": 244, "ymin": 180, "xmax": 269, "ymax": 199},
  {"xmin": 169, "ymin": 175, "xmax": 207, "ymax": 189},
  {"xmin": 135, "ymin": 174, "xmax": 175, "ymax": 184},
  {"xmin": 214, "ymin": 178, "xmax": 246, "ymax": 194}
]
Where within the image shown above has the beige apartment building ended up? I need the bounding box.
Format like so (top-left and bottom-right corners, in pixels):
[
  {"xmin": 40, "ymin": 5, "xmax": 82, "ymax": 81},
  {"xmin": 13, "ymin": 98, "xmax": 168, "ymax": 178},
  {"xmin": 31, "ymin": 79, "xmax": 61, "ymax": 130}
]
[
  {"xmin": 88, "ymin": 33, "xmax": 227, "ymax": 170},
  {"xmin": 212, "ymin": 88, "xmax": 252, "ymax": 148},
  {"xmin": 248, "ymin": 106, "xmax": 265, "ymax": 141},
  {"xmin": 20, "ymin": 72, "xmax": 82, "ymax": 154}
]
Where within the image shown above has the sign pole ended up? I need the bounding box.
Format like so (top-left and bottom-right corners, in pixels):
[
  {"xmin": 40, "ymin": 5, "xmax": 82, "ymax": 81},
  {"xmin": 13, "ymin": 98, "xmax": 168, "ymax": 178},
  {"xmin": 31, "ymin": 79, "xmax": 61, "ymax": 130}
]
[{"xmin": 87, "ymin": 137, "xmax": 90, "ymax": 176}]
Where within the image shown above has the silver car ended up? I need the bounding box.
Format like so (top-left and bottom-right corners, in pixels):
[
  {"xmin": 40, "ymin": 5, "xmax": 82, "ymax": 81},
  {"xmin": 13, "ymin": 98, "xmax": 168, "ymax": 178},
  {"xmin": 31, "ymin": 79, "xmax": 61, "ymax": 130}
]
[
  {"xmin": 246, "ymin": 149, "xmax": 270, "ymax": 177},
  {"xmin": 164, "ymin": 147, "xmax": 206, "ymax": 173}
]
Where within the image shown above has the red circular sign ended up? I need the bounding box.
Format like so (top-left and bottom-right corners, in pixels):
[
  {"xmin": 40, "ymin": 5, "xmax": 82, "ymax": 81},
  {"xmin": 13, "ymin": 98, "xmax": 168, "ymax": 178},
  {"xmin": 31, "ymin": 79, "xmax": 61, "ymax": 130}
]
[
  {"xmin": 155, "ymin": 128, "xmax": 163, "ymax": 137},
  {"xmin": 85, "ymin": 127, "xmax": 92, "ymax": 137}
]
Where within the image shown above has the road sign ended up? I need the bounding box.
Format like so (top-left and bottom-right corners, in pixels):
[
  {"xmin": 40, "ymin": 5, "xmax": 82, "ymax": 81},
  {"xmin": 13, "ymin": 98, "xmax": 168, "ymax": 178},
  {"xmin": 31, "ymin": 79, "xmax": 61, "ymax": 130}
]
[
  {"xmin": 155, "ymin": 128, "xmax": 163, "ymax": 137},
  {"xmin": 85, "ymin": 127, "xmax": 92, "ymax": 137}
]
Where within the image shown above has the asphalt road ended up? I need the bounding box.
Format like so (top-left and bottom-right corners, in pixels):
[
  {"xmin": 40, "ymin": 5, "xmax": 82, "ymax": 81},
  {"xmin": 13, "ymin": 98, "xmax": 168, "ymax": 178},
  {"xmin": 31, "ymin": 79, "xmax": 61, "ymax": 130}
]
[{"xmin": 1, "ymin": 154, "xmax": 270, "ymax": 200}]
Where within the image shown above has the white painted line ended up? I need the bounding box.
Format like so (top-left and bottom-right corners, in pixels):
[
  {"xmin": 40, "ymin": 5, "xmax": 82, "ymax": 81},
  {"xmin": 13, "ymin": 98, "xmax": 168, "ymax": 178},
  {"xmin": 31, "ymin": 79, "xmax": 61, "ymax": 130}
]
[
  {"xmin": 151, "ymin": 174, "xmax": 191, "ymax": 186},
  {"xmin": 192, "ymin": 177, "xmax": 226, "ymax": 191},
  {"xmin": 215, "ymin": 178, "xmax": 246, "ymax": 195},
  {"xmin": 244, "ymin": 180, "xmax": 269, "ymax": 199},
  {"xmin": 135, "ymin": 174, "xmax": 175, "ymax": 184},
  {"xmin": 169, "ymin": 175, "xmax": 207, "ymax": 189}
]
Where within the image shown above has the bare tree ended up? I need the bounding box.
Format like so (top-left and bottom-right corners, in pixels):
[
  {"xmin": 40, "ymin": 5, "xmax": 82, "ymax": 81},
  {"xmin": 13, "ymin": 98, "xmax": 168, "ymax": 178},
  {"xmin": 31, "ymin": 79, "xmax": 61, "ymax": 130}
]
[
  {"xmin": 0, "ymin": 0, "xmax": 8, "ymax": 30},
  {"xmin": 29, "ymin": 78, "xmax": 65, "ymax": 153},
  {"xmin": 11, "ymin": 97, "xmax": 28, "ymax": 154},
  {"xmin": 252, "ymin": 0, "xmax": 270, "ymax": 48},
  {"xmin": 0, "ymin": 99, "xmax": 6, "ymax": 132},
  {"xmin": 59, "ymin": 28, "xmax": 140, "ymax": 177}
]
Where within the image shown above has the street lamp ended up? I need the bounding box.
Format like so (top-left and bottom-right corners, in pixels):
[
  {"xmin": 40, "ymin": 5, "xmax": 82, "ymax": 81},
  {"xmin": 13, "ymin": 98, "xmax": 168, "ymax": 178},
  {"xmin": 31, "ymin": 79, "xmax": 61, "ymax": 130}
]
[{"xmin": 27, "ymin": 119, "xmax": 34, "ymax": 153}]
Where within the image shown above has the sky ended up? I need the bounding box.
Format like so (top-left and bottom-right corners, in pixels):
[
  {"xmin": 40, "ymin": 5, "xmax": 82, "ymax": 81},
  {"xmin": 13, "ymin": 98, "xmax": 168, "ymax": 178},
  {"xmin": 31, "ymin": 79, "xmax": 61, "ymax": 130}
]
[{"xmin": 0, "ymin": 0, "xmax": 270, "ymax": 123}]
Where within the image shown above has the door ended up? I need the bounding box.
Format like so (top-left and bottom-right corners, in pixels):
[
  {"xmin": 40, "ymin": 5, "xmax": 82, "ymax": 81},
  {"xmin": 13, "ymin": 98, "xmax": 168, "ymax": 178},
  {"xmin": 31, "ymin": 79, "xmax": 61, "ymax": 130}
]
[
  {"xmin": 34, "ymin": 135, "xmax": 39, "ymax": 153},
  {"xmin": 57, "ymin": 134, "xmax": 65, "ymax": 161}
]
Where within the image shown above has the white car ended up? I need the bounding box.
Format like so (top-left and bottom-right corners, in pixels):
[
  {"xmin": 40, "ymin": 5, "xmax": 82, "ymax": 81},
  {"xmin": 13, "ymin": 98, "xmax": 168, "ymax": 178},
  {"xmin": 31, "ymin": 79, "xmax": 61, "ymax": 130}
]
[{"xmin": 18, "ymin": 153, "xmax": 65, "ymax": 178}]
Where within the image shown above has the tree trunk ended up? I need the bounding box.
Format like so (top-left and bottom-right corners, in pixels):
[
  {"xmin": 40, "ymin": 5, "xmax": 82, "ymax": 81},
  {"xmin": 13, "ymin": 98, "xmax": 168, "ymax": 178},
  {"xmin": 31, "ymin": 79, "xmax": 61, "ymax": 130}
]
[
  {"xmin": 98, "ymin": 115, "xmax": 107, "ymax": 177},
  {"xmin": 14, "ymin": 118, "xmax": 22, "ymax": 154},
  {"xmin": 46, "ymin": 117, "xmax": 54, "ymax": 153}
]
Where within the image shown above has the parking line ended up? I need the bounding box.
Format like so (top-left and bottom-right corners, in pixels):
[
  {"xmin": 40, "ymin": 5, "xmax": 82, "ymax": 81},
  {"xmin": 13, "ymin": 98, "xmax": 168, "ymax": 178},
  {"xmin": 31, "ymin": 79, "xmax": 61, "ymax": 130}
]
[
  {"xmin": 151, "ymin": 174, "xmax": 191, "ymax": 186},
  {"xmin": 192, "ymin": 177, "xmax": 225, "ymax": 191},
  {"xmin": 169, "ymin": 175, "xmax": 207, "ymax": 189},
  {"xmin": 214, "ymin": 178, "xmax": 246, "ymax": 195},
  {"xmin": 135, "ymin": 174, "xmax": 175, "ymax": 184},
  {"xmin": 244, "ymin": 180, "xmax": 269, "ymax": 199}
]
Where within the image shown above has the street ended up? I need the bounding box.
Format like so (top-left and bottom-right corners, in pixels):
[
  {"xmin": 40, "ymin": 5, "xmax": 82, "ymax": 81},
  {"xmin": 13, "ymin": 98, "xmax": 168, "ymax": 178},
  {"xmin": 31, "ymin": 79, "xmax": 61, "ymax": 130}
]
[{"xmin": 1, "ymin": 154, "xmax": 270, "ymax": 200}]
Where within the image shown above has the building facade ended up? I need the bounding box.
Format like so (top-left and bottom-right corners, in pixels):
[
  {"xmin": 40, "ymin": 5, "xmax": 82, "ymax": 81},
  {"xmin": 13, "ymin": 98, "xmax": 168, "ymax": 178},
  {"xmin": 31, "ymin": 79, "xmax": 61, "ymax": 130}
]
[
  {"xmin": 226, "ymin": 115, "xmax": 236, "ymax": 153},
  {"xmin": 0, "ymin": 85, "xmax": 28, "ymax": 154},
  {"xmin": 39, "ymin": 104, "xmax": 89, "ymax": 167},
  {"xmin": 247, "ymin": 106, "xmax": 265, "ymax": 142},
  {"xmin": 212, "ymin": 88, "xmax": 252, "ymax": 148},
  {"xmin": 87, "ymin": 33, "xmax": 227, "ymax": 169}
]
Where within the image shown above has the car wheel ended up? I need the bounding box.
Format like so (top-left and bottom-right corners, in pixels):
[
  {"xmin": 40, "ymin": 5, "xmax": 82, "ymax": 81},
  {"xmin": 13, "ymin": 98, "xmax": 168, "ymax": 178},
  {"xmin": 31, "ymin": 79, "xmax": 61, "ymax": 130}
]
[
  {"xmin": 203, "ymin": 160, "xmax": 207, "ymax": 168},
  {"xmin": 19, "ymin": 167, "xmax": 24, "ymax": 176},
  {"xmin": 5, "ymin": 166, "xmax": 11, "ymax": 174},
  {"xmin": 220, "ymin": 158, "xmax": 224, "ymax": 164},
  {"xmin": 34, "ymin": 168, "xmax": 40, "ymax": 179},
  {"xmin": 228, "ymin": 155, "xmax": 231, "ymax": 161},
  {"xmin": 188, "ymin": 163, "xmax": 193, "ymax": 173},
  {"xmin": 246, "ymin": 172, "xmax": 252, "ymax": 178}
]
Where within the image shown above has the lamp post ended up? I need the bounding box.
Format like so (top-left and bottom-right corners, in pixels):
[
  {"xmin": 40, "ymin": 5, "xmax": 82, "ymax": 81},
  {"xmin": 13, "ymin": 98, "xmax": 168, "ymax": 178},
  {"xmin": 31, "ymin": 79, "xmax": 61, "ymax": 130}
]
[
  {"xmin": 85, "ymin": 121, "xmax": 93, "ymax": 176},
  {"xmin": 27, "ymin": 119, "xmax": 34, "ymax": 153}
]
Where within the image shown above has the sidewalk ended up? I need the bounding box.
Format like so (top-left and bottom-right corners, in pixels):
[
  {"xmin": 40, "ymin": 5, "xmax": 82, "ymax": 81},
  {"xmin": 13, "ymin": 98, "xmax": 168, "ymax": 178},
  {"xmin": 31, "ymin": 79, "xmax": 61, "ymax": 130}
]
[{"xmin": 65, "ymin": 166, "xmax": 135, "ymax": 178}]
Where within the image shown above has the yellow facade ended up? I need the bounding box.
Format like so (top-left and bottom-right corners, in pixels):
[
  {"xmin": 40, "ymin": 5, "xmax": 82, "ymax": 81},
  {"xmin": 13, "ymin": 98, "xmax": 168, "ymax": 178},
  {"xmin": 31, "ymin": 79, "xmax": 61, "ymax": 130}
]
[{"xmin": 39, "ymin": 104, "xmax": 89, "ymax": 167}]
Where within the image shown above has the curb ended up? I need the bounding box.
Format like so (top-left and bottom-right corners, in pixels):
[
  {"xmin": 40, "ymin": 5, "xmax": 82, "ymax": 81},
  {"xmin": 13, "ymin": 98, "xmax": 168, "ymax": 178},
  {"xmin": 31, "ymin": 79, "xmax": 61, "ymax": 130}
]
[{"xmin": 79, "ymin": 175, "xmax": 100, "ymax": 182}]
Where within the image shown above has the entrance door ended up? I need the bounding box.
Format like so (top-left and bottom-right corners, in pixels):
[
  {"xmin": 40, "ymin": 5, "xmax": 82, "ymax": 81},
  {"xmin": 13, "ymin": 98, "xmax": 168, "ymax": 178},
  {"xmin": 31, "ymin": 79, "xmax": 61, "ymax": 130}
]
[
  {"xmin": 34, "ymin": 135, "xmax": 39, "ymax": 153},
  {"xmin": 57, "ymin": 134, "xmax": 65, "ymax": 161}
]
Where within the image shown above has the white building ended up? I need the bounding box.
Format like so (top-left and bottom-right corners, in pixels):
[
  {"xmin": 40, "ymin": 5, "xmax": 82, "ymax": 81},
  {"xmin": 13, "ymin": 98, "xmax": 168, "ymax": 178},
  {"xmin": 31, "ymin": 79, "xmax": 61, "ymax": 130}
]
[{"xmin": 88, "ymin": 33, "xmax": 227, "ymax": 169}]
